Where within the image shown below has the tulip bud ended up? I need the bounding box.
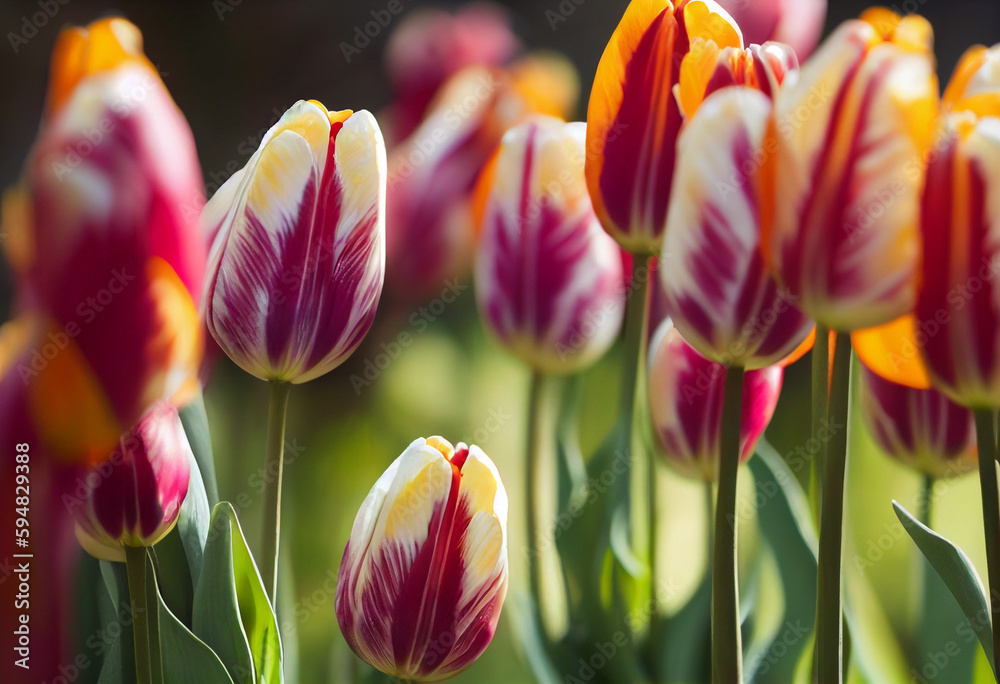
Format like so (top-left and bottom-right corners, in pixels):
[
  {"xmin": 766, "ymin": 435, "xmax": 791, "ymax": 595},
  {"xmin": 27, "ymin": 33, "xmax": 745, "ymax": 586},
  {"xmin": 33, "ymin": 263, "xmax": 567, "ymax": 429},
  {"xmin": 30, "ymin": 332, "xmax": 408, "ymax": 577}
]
[
  {"xmin": 858, "ymin": 364, "xmax": 976, "ymax": 479},
  {"xmin": 336, "ymin": 437, "xmax": 508, "ymax": 681},
  {"xmin": 72, "ymin": 402, "xmax": 191, "ymax": 562},
  {"xmin": 16, "ymin": 19, "xmax": 206, "ymax": 461},
  {"xmin": 648, "ymin": 319, "xmax": 783, "ymax": 481},
  {"xmin": 586, "ymin": 0, "xmax": 743, "ymax": 254},
  {"xmin": 475, "ymin": 117, "xmax": 625, "ymax": 373},
  {"xmin": 716, "ymin": 0, "xmax": 827, "ymax": 60},
  {"xmin": 661, "ymin": 85, "xmax": 812, "ymax": 369},
  {"xmin": 204, "ymin": 100, "xmax": 387, "ymax": 383},
  {"xmin": 761, "ymin": 15, "xmax": 939, "ymax": 331}
]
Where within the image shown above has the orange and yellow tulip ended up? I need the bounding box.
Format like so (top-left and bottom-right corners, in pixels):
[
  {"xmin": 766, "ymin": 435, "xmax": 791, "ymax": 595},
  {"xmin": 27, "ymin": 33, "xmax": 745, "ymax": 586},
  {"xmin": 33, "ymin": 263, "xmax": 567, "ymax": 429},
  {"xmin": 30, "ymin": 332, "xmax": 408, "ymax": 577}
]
[{"xmin": 585, "ymin": 0, "xmax": 743, "ymax": 254}]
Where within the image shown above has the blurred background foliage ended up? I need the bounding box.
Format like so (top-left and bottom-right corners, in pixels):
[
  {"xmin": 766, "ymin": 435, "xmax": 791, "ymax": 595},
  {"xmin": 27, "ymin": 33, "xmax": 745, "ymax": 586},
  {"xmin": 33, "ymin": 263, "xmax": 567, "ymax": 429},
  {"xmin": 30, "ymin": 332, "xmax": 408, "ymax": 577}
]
[{"xmin": 2, "ymin": 1, "xmax": 1000, "ymax": 682}]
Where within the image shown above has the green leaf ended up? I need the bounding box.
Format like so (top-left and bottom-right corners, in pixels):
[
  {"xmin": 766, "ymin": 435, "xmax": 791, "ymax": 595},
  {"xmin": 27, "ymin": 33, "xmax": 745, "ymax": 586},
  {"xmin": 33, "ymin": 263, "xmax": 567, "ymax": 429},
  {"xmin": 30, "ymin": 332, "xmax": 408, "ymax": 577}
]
[
  {"xmin": 178, "ymin": 392, "xmax": 216, "ymax": 591},
  {"xmin": 179, "ymin": 391, "xmax": 219, "ymax": 507},
  {"xmin": 98, "ymin": 561, "xmax": 135, "ymax": 683},
  {"xmin": 194, "ymin": 506, "xmax": 255, "ymax": 683},
  {"xmin": 152, "ymin": 527, "xmax": 196, "ymax": 627},
  {"xmin": 743, "ymin": 542, "xmax": 787, "ymax": 680},
  {"xmin": 658, "ymin": 571, "xmax": 711, "ymax": 682},
  {"xmin": 893, "ymin": 500, "xmax": 997, "ymax": 678},
  {"xmin": 755, "ymin": 438, "xmax": 818, "ymax": 559},
  {"xmin": 194, "ymin": 503, "xmax": 283, "ymax": 684},
  {"xmin": 148, "ymin": 546, "xmax": 235, "ymax": 684}
]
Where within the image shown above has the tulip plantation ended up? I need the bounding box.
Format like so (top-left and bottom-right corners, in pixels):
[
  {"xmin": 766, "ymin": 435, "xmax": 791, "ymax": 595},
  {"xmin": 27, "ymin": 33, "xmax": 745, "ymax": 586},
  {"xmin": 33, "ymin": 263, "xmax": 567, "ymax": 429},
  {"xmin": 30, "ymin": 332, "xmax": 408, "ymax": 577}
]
[{"xmin": 3, "ymin": 1, "xmax": 1000, "ymax": 683}]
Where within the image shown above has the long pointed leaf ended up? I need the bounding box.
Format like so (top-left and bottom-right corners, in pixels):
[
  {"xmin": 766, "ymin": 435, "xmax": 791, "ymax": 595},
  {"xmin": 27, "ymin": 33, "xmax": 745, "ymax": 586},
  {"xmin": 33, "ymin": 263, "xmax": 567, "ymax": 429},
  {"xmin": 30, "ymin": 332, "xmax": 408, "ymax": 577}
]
[{"xmin": 893, "ymin": 500, "xmax": 996, "ymax": 677}]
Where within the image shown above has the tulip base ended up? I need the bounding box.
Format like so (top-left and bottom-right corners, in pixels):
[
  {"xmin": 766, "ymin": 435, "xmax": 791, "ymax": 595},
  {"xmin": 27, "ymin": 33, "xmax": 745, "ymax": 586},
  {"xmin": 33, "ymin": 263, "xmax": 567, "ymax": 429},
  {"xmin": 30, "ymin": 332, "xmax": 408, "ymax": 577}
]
[
  {"xmin": 261, "ymin": 380, "xmax": 291, "ymax": 604},
  {"xmin": 815, "ymin": 332, "xmax": 852, "ymax": 684},
  {"xmin": 712, "ymin": 365, "xmax": 745, "ymax": 684},
  {"xmin": 973, "ymin": 408, "xmax": 1000, "ymax": 670}
]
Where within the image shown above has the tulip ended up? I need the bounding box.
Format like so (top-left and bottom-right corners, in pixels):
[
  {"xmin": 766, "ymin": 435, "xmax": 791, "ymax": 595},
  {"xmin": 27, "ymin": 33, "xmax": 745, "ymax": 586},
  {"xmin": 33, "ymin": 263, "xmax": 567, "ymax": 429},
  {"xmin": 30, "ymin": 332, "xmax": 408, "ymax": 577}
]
[
  {"xmin": 475, "ymin": 116, "xmax": 625, "ymax": 373},
  {"xmin": 716, "ymin": 0, "xmax": 827, "ymax": 60},
  {"xmin": 585, "ymin": 0, "xmax": 743, "ymax": 254},
  {"xmin": 382, "ymin": 3, "xmax": 520, "ymax": 142},
  {"xmin": 661, "ymin": 80, "xmax": 813, "ymax": 370},
  {"xmin": 385, "ymin": 54, "xmax": 579, "ymax": 304},
  {"xmin": 204, "ymin": 100, "xmax": 387, "ymax": 384},
  {"xmin": 648, "ymin": 319, "xmax": 783, "ymax": 481},
  {"xmin": 336, "ymin": 437, "xmax": 508, "ymax": 682},
  {"xmin": 10, "ymin": 18, "xmax": 205, "ymax": 463},
  {"xmin": 70, "ymin": 401, "xmax": 191, "ymax": 563},
  {"xmin": 858, "ymin": 364, "xmax": 976, "ymax": 479},
  {"xmin": 760, "ymin": 14, "xmax": 939, "ymax": 331}
]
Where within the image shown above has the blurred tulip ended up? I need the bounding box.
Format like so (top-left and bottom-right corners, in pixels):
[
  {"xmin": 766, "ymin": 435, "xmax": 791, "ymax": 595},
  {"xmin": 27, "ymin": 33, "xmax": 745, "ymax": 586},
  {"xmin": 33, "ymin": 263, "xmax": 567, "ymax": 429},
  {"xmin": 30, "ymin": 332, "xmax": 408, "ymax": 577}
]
[
  {"xmin": 859, "ymin": 364, "xmax": 976, "ymax": 478},
  {"xmin": 475, "ymin": 117, "xmax": 625, "ymax": 373},
  {"xmin": 761, "ymin": 15, "xmax": 939, "ymax": 331},
  {"xmin": 336, "ymin": 436, "xmax": 508, "ymax": 681},
  {"xmin": 204, "ymin": 100, "xmax": 386, "ymax": 383},
  {"xmin": 853, "ymin": 43, "xmax": 1000, "ymax": 402},
  {"xmin": 382, "ymin": 3, "xmax": 520, "ymax": 142},
  {"xmin": 10, "ymin": 19, "xmax": 205, "ymax": 462},
  {"xmin": 661, "ymin": 75, "xmax": 812, "ymax": 369},
  {"xmin": 648, "ymin": 319, "xmax": 783, "ymax": 480},
  {"xmin": 716, "ymin": 0, "xmax": 827, "ymax": 60},
  {"xmin": 70, "ymin": 402, "xmax": 190, "ymax": 562},
  {"xmin": 585, "ymin": 0, "xmax": 743, "ymax": 254},
  {"xmin": 385, "ymin": 55, "xmax": 579, "ymax": 304},
  {"xmin": 914, "ymin": 115, "xmax": 1000, "ymax": 407}
]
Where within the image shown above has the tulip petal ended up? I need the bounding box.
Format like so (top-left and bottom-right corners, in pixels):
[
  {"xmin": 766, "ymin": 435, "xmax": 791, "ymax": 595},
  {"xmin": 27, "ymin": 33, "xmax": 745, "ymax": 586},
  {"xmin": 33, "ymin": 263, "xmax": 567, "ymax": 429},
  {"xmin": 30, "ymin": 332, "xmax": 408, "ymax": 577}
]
[
  {"xmin": 662, "ymin": 88, "xmax": 812, "ymax": 368},
  {"xmin": 763, "ymin": 21, "xmax": 938, "ymax": 330}
]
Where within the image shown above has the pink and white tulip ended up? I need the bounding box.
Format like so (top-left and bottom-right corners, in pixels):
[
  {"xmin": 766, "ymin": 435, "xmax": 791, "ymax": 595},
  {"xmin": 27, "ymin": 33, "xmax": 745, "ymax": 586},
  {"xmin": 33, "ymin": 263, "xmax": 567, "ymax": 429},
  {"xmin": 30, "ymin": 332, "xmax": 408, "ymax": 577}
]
[
  {"xmin": 648, "ymin": 319, "xmax": 783, "ymax": 481},
  {"xmin": 71, "ymin": 402, "xmax": 192, "ymax": 562},
  {"xmin": 475, "ymin": 117, "xmax": 625, "ymax": 373},
  {"xmin": 17, "ymin": 18, "xmax": 206, "ymax": 462},
  {"xmin": 204, "ymin": 101, "xmax": 387, "ymax": 384},
  {"xmin": 858, "ymin": 364, "xmax": 976, "ymax": 479},
  {"xmin": 336, "ymin": 436, "xmax": 508, "ymax": 681},
  {"xmin": 661, "ymin": 86, "xmax": 812, "ymax": 369}
]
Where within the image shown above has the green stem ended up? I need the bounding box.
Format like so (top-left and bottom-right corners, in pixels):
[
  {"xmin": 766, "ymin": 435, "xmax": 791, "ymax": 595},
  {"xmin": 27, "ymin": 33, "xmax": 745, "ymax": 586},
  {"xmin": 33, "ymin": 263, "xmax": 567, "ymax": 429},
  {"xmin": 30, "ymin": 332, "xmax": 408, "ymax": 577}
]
[
  {"xmin": 526, "ymin": 370, "xmax": 544, "ymax": 623},
  {"xmin": 261, "ymin": 380, "xmax": 291, "ymax": 604},
  {"xmin": 712, "ymin": 365, "xmax": 745, "ymax": 684},
  {"xmin": 810, "ymin": 325, "xmax": 830, "ymax": 524},
  {"xmin": 124, "ymin": 544, "xmax": 153, "ymax": 684},
  {"xmin": 816, "ymin": 332, "xmax": 852, "ymax": 684},
  {"xmin": 620, "ymin": 255, "xmax": 656, "ymax": 667},
  {"xmin": 918, "ymin": 474, "xmax": 934, "ymax": 528},
  {"xmin": 973, "ymin": 409, "xmax": 1000, "ymax": 671},
  {"xmin": 706, "ymin": 481, "xmax": 716, "ymax": 568}
]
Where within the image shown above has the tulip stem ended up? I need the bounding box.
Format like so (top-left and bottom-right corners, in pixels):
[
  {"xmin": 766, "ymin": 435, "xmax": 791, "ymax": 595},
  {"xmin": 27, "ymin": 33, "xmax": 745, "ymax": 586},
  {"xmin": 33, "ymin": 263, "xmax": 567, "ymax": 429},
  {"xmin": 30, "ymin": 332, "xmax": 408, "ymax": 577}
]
[
  {"xmin": 621, "ymin": 255, "xmax": 658, "ymax": 663},
  {"xmin": 973, "ymin": 408, "xmax": 1000, "ymax": 671},
  {"xmin": 810, "ymin": 325, "xmax": 830, "ymax": 524},
  {"xmin": 124, "ymin": 544, "xmax": 155, "ymax": 684},
  {"xmin": 526, "ymin": 370, "xmax": 545, "ymax": 624},
  {"xmin": 261, "ymin": 380, "xmax": 291, "ymax": 605},
  {"xmin": 712, "ymin": 365, "xmax": 745, "ymax": 684},
  {"xmin": 816, "ymin": 332, "xmax": 852, "ymax": 684}
]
